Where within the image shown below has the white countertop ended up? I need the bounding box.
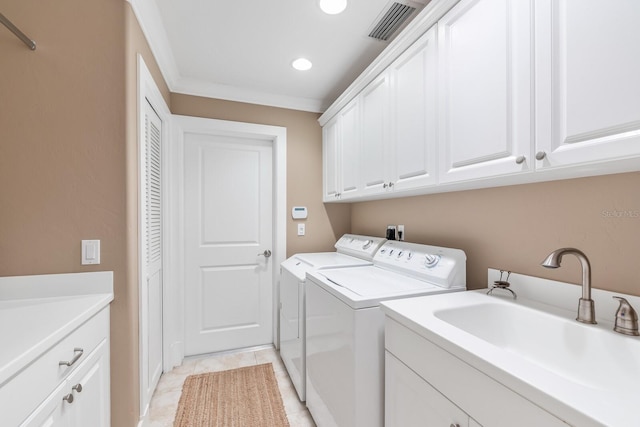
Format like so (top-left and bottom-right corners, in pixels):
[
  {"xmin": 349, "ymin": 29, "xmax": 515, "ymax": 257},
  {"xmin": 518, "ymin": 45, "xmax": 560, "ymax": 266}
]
[
  {"xmin": 0, "ymin": 272, "xmax": 113, "ymax": 386},
  {"xmin": 380, "ymin": 270, "xmax": 640, "ymax": 427}
]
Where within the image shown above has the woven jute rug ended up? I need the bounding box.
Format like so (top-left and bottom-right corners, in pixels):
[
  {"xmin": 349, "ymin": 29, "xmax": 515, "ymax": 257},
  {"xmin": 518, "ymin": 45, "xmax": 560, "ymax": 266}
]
[{"xmin": 173, "ymin": 363, "xmax": 290, "ymax": 427}]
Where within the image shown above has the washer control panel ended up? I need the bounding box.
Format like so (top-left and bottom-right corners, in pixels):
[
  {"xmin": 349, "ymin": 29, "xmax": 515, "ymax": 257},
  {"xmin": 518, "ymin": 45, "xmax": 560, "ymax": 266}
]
[{"xmin": 374, "ymin": 241, "xmax": 467, "ymax": 288}]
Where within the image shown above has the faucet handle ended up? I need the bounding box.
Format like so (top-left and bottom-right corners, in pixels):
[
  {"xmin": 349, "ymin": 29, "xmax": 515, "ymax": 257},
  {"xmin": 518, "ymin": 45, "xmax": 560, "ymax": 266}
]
[{"xmin": 613, "ymin": 296, "xmax": 639, "ymax": 336}]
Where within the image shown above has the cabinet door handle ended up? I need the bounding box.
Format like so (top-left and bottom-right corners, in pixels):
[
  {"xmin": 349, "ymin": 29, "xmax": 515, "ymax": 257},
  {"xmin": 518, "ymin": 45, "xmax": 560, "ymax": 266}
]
[
  {"xmin": 535, "ymin": 151, "xmax": 547, "ymax": 160},
  {"xmin": 63, "ymin": 393, "xmax": 74, "ymax": 404},
  {"xmin": 59, "ymin": 348, "xmax": 84, "ymax": 366},
  {"xmin": 515, "ymin": 155, "xmax": 526, "ymax": 164},
  {"xmin": 72, "ymin": 383, "xmax": 83, "ymax": 393}
]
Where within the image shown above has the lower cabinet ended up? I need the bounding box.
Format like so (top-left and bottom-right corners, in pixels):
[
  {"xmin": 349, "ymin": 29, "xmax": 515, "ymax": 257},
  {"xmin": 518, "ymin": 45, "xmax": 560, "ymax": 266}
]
[
  {"xmin": 3, "ymin": 307, "xmax": 111, "ymax": 427},
  {"xmin": 386, "ymin": 351, "xmax": 475, "ymax": 427},
  {"xmin": 22, "ymin": 340, "xmax": 110, "ymax": 427},
  {"xmin": 384, "ymin": 318, "xmax": 569, "ymax": 427}
]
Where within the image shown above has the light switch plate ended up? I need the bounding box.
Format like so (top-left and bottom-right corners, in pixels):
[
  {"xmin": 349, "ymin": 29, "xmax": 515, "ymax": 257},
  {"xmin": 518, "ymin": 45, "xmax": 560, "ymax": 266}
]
[
  {"xmin": 82, "ymin": 240, "xmax": 101, "ymax": 265},
  {"xmin": 297, "ymin": 223, "xmax": 305, "ymax": 236}
]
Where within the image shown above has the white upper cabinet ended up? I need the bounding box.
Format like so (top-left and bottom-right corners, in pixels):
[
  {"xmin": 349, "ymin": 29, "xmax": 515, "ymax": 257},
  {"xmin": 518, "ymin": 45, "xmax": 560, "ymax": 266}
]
[
  {"xmin": 438, "ymin": 0, "xmax": 533, "ymax": 184},
  {"xmin": 320, "ymin": 0, "xmax": 640, "ymax": 202},
  {"xmin": 534, "ymin": 0, "xmax": 640, "ymax": 169},
  {"xmin": 340, "ymin": 98, "xmax": 361, "ymax": 199},
  {"xmin": 323, "ymin": 98, "xmax": 361, "ymax": 201},
  {"xmin": 360, "ymin": 27, "xmax": 438, "ymax": 198},
  {"xmin": 322, "ymin": 117, "xmax": 340, "ymax": 200},
  {"xmin": 390, "ymin": 26, "xmax": 438, "ymax": 192},
  {"xmin": 360, "ymin": 73, "xmax": 391, "ymax": 195}
]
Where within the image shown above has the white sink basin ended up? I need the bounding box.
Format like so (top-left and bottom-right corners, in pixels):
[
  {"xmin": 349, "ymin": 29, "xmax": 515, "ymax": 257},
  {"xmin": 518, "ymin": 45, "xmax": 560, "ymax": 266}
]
[
  {"xmin": 381, "ymin": 273, "xmax": 640, "ymax": 427},
  {"xmin": 434, "ymin": 301, "xmax": 640, "ymax": 393}
]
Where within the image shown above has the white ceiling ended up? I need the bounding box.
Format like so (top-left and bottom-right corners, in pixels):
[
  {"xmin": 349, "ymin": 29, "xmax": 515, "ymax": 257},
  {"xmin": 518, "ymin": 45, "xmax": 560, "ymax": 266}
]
[{"xmin": 131, "ymin": 0, "xmax": 428, "ymax": 112}]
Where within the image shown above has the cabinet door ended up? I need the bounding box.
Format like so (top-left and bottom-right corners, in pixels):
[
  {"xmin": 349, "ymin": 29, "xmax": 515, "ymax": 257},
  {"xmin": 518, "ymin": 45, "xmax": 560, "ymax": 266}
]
[
  {"xmin": 20, "ymin": 382, "xmax": 69, "ymax": 427},
  {"xmin": 390, "ymin": 26, "xmax": 438, "ymax": 192},
  {"xmin": 386, "ymin": 352, "xmax": 470, "ymax": 427},
  {"xmin": 322, "ymin": 117, "xmax": 340, "ymax": 201},
  {"xmin": 339, "ymin": 98, "xmax": 361, "ymax": 199},
  {"xmin": 360, "ymin": 73, "xmax": 391, "ymax": 195},
  {"xmin": 535, "ymin": 0, "xmax": 640, "ymax": 169},
  {"xmin": 66, "ymin": 341, "xmax": 110, "ymax": 427},
  {"xmin": 438, "ymin": 0, "xmax": 533, "ymax": 183}
]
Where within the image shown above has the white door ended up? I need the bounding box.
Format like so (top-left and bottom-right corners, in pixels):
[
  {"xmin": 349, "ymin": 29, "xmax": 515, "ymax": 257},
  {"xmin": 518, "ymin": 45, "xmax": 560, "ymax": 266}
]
[
  {"xmin": 360, "ymin": 73, "xmax": 391, "ymax": 195},
  {"xmin": 322, "ymin": 117, "xmax": 340, "ymax": 201},
  {"xmin": 438, "ymin": 0, "xmax": 533, "ymax": 183},
  {"xmin": 184, "ymin": 132, "xmax": 273, "ymax": 356},
  {"xmin": 338, "ymin": 98, "xmax": 361, "ymax": 199},
  {"xmin": 385, "ymin": 352, "xmax": 469, "ymax": 427},
  {"xmin": 140, "ymin": 98, "xmax": 163, "ymax": 410},
  {"xmin": 390, "ymin": 26, "xmax": 438, "ymax": 192},
  {"xmin": 534, "ymin": 0, "xmax": 640, "ymax": 169}
]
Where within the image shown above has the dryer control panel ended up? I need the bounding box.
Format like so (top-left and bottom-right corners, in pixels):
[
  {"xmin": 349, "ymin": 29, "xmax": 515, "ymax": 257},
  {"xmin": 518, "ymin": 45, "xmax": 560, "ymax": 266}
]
[
  {"xmin": 374, "ymin": 241, "xmax": 467, "ymax": 289},
  {"xmin": 334, "ymin": 234, "xmax": 387, "ymax": 261}
]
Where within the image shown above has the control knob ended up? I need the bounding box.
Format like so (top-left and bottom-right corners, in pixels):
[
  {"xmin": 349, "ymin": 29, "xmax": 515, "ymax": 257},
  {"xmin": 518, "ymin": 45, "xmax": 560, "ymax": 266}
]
[
  {"xmin": 424, "ymin": 254, "xmax": 440, "ymax": 268},
  {"xmin": 362, "ymin": 239, "xmax": 373, "ymax": 249}
]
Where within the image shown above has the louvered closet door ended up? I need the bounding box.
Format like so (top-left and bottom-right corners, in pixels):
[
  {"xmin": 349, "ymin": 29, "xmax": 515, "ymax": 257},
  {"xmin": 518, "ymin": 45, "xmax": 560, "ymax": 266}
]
[{"xmin": 141, "ymin": 99, "xmax": 163, "ymax": 409}]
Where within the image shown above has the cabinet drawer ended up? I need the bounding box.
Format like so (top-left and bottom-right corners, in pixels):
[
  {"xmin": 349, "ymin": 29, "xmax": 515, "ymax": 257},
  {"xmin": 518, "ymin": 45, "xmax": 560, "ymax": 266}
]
[
  {"xmin": 0, "ymin": 308, "xmax": 109, "ymax": 427},
  {"xmin": 385, "ymin": 319, "xmax": 569, "ymax": 427}
]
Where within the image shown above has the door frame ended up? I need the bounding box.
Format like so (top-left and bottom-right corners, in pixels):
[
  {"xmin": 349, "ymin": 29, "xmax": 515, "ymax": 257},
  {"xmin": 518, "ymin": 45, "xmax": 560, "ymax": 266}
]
[
  {"xmin": 137, "ymin": 55, "xmax": 172, "ymax": 420},
  {"xmin": 168, "ymin": 114, "xmax": 287, "ymax": 366}
]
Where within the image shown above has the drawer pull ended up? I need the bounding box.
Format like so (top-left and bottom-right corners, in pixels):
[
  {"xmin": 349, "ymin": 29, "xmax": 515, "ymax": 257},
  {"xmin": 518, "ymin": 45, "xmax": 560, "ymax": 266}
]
[
  {"xmin": 72, "ymin": 383, "xmax": 83, "ymax": 393},
  {"xmin": 63, "ymin": 393, "xmax": 74, "ymax": 404},
  {"xmin": 59, "ymin": 347, "xmax": 84, "ymax": 366}
]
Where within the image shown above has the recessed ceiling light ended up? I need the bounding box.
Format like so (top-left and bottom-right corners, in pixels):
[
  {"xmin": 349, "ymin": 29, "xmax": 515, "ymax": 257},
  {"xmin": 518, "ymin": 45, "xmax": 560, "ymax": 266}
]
[
  {"xmin": 319, "ymin": 0, "xmax": 347, "ymax": 15},
  {"xmin": 292, "ymin": 58, "xmax": 313, "ymax": 71}
]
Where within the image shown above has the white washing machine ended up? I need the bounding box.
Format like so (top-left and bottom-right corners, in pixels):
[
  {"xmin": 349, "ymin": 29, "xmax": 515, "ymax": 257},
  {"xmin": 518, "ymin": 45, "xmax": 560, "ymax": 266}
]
[
  {"xmin": 279, "ymin": 234, "xmax": 386, "ymax": 402},
  {"xmin": 305, "ymin": 240, "xmax": 466, "ymax": 427}
]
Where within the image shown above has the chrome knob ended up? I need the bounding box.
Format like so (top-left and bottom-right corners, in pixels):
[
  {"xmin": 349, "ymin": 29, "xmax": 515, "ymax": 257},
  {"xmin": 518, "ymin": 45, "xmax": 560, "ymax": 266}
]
[
  {"xmin": 383, "ymin": 183, "xmax": 388, "ymax": 189},
  {"xmin": 63, "ymin": 393, "xmax": 74, "ymax": 404},
  {"xmin": 515, "ymin": 155, "xmax": 526, "ymax": 164},
  {"xmin": 258, "ymin": 249, "xmax": 272, "ymax": 258},
  {"xmin": 72, "ymin": 383, "xmax": 83, "ymax": 393},
  {"xmin": 388, "ymin": 181, "xmax": 394, "ymax": 187},
  {"xmin": 535, "ymin": 151, "xmax": 547, "ymax": 160}
]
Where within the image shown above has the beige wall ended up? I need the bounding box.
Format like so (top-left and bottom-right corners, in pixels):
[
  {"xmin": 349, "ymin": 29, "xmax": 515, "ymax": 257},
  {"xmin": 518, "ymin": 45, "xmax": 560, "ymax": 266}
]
[
  {"xmin": 352, "ymin": 172, "xmax": 640, "ymax": 296},
  {"xmin": 0, "ymin": 2, "xmax": 170, "ymax": 426},
  {"xmin": 171, "ymin": 94, "xmax": 351, "ymax": 256}
]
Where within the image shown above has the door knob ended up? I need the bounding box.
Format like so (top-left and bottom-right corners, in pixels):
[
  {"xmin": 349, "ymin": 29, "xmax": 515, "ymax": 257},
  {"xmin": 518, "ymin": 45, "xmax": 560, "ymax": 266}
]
[{"xmin": 258, "ymin": 249, "xmax": 272, "ymax": 258}]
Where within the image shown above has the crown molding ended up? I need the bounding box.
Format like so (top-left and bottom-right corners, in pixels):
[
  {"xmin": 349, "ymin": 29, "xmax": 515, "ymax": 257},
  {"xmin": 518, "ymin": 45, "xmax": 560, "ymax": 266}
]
[
  {"xmin": 172, "ymin": 78, "xmax": 326, "ymax": 113},
  {"xmin": 127, "ymin": 0, "xmax": 326, "ymax": 113}
]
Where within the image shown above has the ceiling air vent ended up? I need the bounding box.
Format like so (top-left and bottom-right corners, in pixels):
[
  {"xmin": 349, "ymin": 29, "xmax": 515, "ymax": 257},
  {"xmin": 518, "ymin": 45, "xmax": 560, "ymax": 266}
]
[{"xmin": 368, "ymin": 2, "xmax": 417, "ymax": 41}]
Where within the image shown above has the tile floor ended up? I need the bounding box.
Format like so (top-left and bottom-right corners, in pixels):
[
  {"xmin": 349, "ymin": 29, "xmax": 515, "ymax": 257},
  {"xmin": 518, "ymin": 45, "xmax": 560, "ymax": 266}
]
[{"xmin": 146, "ymin": 346, "xmax": 316, "ymax": 427}]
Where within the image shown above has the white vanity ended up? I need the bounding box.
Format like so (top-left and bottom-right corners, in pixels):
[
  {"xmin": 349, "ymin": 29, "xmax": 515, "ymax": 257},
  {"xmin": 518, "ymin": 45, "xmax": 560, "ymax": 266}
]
[
  {"xmin": 381, "ymin": 270, "xmax": 640, "ymax": 426},
  {"xmin": 0, "ymin": 272, "xmax": 113, "ymax": 427}
]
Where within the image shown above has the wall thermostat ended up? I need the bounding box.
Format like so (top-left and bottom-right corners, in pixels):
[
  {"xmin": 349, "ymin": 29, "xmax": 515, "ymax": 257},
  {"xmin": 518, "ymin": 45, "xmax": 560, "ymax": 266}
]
[{"xmin": 291, "ymin": 206, "xmax": 308, "ymax": 219}]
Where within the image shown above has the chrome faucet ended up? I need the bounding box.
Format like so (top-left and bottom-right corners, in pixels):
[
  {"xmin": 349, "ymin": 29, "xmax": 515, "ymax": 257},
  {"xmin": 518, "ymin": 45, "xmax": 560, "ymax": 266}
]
[{"xmin": 541, "ymin": 248, "xmax": 596, "ymax": 324}]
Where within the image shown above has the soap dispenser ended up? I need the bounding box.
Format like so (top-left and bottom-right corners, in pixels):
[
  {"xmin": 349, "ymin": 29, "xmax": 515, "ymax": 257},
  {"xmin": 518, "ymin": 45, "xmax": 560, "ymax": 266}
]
[{"xmin": 613, "ymin": 296, "xmax": 639, "ymax": 336}]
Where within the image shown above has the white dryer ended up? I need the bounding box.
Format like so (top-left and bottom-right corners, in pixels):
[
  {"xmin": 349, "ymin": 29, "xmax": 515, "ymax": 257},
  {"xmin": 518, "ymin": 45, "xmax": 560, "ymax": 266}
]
[
  {"xmin": 305, "ymin": 240, "xmax": 466, "ymax": 427},
  {"xmin": 279, "ymin": 234, "xmax": 386, "ymax": 402}
]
